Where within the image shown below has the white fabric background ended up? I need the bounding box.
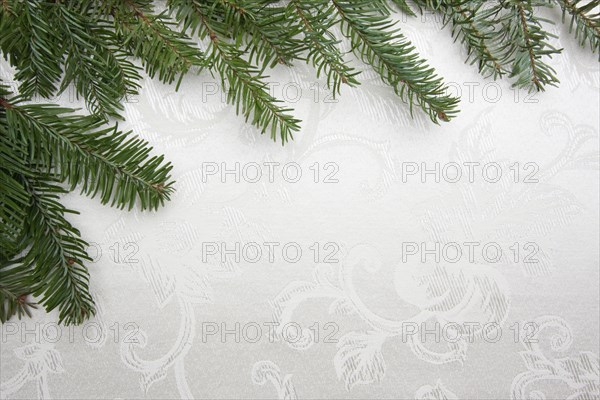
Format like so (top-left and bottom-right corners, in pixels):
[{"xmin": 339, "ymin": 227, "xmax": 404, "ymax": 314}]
[{"xmin": 1, "ymin": 7, "xmax": 599, "ymax": 400}]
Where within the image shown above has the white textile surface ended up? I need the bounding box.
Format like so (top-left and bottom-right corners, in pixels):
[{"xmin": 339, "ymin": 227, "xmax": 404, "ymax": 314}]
[{"xmin": 1, "ymin": 10, "xmax": 599, "ymax": 400}]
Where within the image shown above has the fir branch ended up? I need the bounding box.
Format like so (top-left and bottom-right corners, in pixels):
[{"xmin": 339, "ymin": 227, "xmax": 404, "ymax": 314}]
[
  {"xmin": 1, "ymin": 78, "xmax": 174, "ymax": 324},
  {"xmin": 556, "ymin": 0, "xmax": 600, "ymax": 53},
  {"xmin": 0, "ymin": 169, "xmax": 37, "ymax": 324},
  {"xmin": 0, "ymin": 2, "xmax": 140, "ymax": 118},
  {"xmin": 1, "ymin": 1, "xmax": 65, "ymax": 99},
  {"xmin": 0, "ymin": 285, "xmax": 37, "ymax": 323},
  {"xmin": 332, "ymin": 0, "xmax": 460, "ymax": 122},
  {"xmin": 389, "ymin": 0, "xmax": 418, "ymax": 16},
  {"xmin": 110, "ymin": 0, "xmax": 208, "ymax": 89},
  {"xmin": 0, "ymin": 168, "xmax": 35, "ymax": 323},
  {"xmin": 0, "ymin": 3, "xmax": 27, "ymax": 66},
  {"xmin": 169, "ymin": 0, "xmax": 300, "ymax": 143},
  {"xmin": 417, "ymin": 0, "xmax": 508, "ymax": 78},
  {"xmin": 0, "ymin": 167, "xmax": 28, "ymax": 256},
  {"xmin": 56, "ymin": 3, "xmax": 141, "ymax": 119},
  {"xmin": 1, "ymin": 90, "xmax": 174, "ymax": 211},
  {"xmin": 20, "ymin": 175, "xmax": 95, "ymax": 325},
  {"xmin": 216, "ymin": 0, "xmax": 302, "ymax": 69},
  {"xmin": 490, "ymin": 0, "xmax": 561, "ymax": 91},
  {"xmin": 0, "ymin": 89, "xmax": 29, "ymax": 257},
  {"xmin": 287, "ymin": 0, "xmax": 360, "ymax": 95}
]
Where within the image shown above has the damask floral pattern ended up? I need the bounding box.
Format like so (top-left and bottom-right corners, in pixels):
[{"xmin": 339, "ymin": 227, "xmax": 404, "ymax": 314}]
[{"xmin": 0, "ymin": 11, "xmax": 598, "ymax": 400}]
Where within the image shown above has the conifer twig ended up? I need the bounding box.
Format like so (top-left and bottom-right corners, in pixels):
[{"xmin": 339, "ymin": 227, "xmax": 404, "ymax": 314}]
[
  {"xmin": 332, "ymin": 0, "xmax": 460, "ymax": 122},
  {"xmin": 169, "ymin": 0, "xmax": 300, "ymax": 143},
  {"xmin": 19, "ymin": 176, "xmax": 95, "ymax": 325},
  {"xmin": 417, "ymin": 0, "xmax": 508, "ymax": 78},
  {"xmin": 555, "ymin": 0, "xmax": 600, "ymax": 53},
  {"xmin": 288, "ymin": 0, "xmax": 361, "ymax": 95},
  {"xmin": 486, "ymin": 0, "xmax": 561, "ymax": 91},
  {"xmin": 217, "ymin": 0, "xmax": 302, "ymax": 68}
]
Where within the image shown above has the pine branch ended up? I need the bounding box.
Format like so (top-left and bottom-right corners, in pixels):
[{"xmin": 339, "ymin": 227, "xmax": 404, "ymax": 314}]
[
  {"xmin": 55, "ymin": 3, "xmax": 141, "ymax": 119},
  {"xmin": 389, "ymin": 0, "xmax": 418, "ymax": 16},
  {"xmin": 0, "ymin": 167, "xmax": 35, "ymax": 322},
  {"xmin": 0, "ymin": 1, "xmax": 64, "ymax": 99},
  {"xmin": 0, "ymin": 285, "xmax": 37, "ymax": 323},
  {"xmin": 488, "ymin": 0, "xmax": 561, "ymax": 91},
  {"xmin": 417, "ymin": 0, "xmax": 509, "ymax": 78},
  {"xmin": 1, "ymin": 88, "xmax": 174, "ymax": 211},
  {"xmin": 0, "ymin": 167, "xmax": 29, "ymax": 256},
  {"xmin": 1, "ymin": 79, "xmax": 174, "ymax": 324},
  {"xmin": 169, "ymin": 0, "xmax": 300, "ymax": 143},
  {"xmin": 19, "ymin": 175, "xmax": 95, "ymax": 325},
  {"xmin": 109, "ymin": 0, "xmax": 208, "ymax": 89},
  {"xmin": 0, "ymin": 169, "xmax": 37, "ymax": 324},
  {"xmin": 556, "ymin": 0, "xmax": 600, "ymax": 53},
  {"xmin": 287, "ymin": 0, "xmax": 360, "ymax": 95},
  {"xmin": 332, "ymin": 0, "xmax": 460, "ymax": 122},
  {"xmin": 216, "ymin": 0, "xmax": 302, "ymax": 69}
]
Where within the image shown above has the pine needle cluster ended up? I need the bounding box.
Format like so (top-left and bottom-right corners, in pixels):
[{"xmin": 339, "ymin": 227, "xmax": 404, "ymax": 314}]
[{"xmin": 1, "ymin": 0, "xmax": 598, "ymax": 324}]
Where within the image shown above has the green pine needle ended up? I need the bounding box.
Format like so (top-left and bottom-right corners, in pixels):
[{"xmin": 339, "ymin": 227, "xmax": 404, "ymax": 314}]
[
  {"xmin": 169, "ymin": 0, "xmax": 301, "ymax": 143},
  {"xmin": 556, "ymin": 0, "xmax": 600, "ymax": 54},
  {"xmin": 288, "ymin": 0, "xmax": 361, "ymax": 96},
  {"xmin": 20, "ymin": 176, "xmax": 95, "ymax": 325},
  {"xmin": 1, "ymin": 82, "xmax": 174, "ymax": 323},
  {"xmin": 333, "ymin": 0, "xmax": 460, "ymax": 122},
  {"xmin": 417, "ymin": 0, "xmax": 509, "ymax": 79},
  {"xmin": 218, "ymin": 0, "xmax": 303, "ymax": 69}
]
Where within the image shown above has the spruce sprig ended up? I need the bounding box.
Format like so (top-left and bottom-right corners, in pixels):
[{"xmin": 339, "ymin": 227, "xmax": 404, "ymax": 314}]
[
  {"xmin": 505, "ymin": 0, "xmax": 562, "ymax": 91},
  {"xmin": 3, "ymin": 1, "xmax": 64, "ymax": 99},
  {"xmin": 107, "ymin": 0, "xmax": 209, "ymax": 89},
  {"xmin": 476, "ymin": 0, "xmax": 561, "ymax": 91},
  {"xmin": 287, "ymin": 0, "xmax": 361, "ymax": 96},
  {"xmin": 3, "ymin": 94, "xmax": 174, "ymax": 211},
  {"xmin": 417, "ymin": 0, "xmax": 509, "ymax": 78},
  {"xmin": 217, "ymin": 0, "xmax": 302, "ymax": 69},
  {"xmin": 556, "ymin": 0, "xmax": 600, "ymax": 53},
  {"xmin": 169, "ymin": 0, "xmax": 301, "ymax": 143},
  {"xmin": 332, "ymin": 0, "xmax": 460, "ymax": 122},
  {"xmin": 0, "ymin": 82, "xmax": 174, "ymax": 323},
  {"xmin": 19, "ymin": 176, "xmax": 95, "ymax": 326}
]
